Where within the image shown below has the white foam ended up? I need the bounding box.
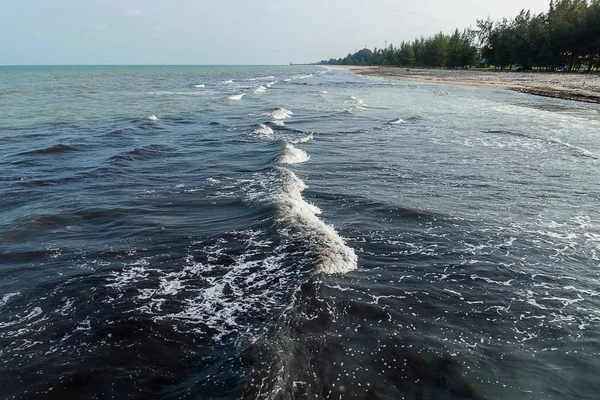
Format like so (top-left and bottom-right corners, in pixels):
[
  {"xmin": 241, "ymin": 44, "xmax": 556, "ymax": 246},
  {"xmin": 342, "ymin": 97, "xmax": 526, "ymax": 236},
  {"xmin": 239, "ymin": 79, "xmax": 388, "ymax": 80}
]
[
  {"xmin": 223, "ymin": 80, "xmax": 233, "ymax": 84},
  {"xmin": 390, "ymin": 118, "xmax": 404, "ymax": 124},
  {"xmin": 547, "ymin": 136, "xmax": 597, "ymax": 158},
  {"xmin": 319, "ymin": 90, "xmax": 328, "ymax": 94},
  {"xmin": 254, "ymin": 85, "xmax": 267, "ymax": 93},
  {"xmin": 271, "ymin": 107, "xmax": 294, "ymax": 121},
  {"xmin": 348, "ymin": 95, "xmax": 367, "ymax": 108},
  {"xmin": 0, "ymin": 292, "xmax": 19, "ymax": 308},
  {"xmin": 248, "ymin": 76, "xmax": 275, "ymax": 81},
  {"xmin": 291, "ymin": 134, "xmax": 313, "ymax": 144},
  {"xmin": 253, "ymin": 123, "xmax": 274, "ymax": 135},
  {"xmin": 147, "ymin": 115, "xmax": 159, "ymax": 121},
  {"xmin": 273, "ymin": 168, "xmax": 357, "ymax": 274},
  {"xmin": 228, "ymin": 93, "xmax": 245, "ymax": 101},
  {"xmin": 193, "ymin": 84, "xmax": 205, "ymax": 88},
  {"xmin": 278, "ymin": 143, "xmax": 310, "ymax": 164}
]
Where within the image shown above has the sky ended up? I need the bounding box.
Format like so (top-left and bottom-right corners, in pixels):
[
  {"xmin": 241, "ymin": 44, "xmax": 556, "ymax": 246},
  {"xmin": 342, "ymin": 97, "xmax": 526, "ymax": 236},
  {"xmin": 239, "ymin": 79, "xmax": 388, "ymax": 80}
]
[{"xmin": 1, "ymin": 0, "xmax": 553, "ymax": 65}]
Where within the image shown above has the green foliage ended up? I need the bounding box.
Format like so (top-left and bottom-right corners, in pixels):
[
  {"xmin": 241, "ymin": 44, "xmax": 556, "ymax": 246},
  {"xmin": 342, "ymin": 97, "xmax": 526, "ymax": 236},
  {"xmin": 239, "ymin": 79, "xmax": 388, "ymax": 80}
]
[{"xmin": 318, "ymin": 0, "xmax": 600, "ymax": 71}]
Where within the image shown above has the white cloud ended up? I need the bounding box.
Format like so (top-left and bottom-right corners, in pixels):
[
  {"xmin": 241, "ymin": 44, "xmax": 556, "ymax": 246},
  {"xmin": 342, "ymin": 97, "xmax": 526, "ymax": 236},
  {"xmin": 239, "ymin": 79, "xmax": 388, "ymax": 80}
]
[
  {"xmin": 93, "ymin": 24, "xmax": 109, "ymax": 31},
  {"xmin": 127, "ymin": 9, "xmax": 141, "ymax": 16}
]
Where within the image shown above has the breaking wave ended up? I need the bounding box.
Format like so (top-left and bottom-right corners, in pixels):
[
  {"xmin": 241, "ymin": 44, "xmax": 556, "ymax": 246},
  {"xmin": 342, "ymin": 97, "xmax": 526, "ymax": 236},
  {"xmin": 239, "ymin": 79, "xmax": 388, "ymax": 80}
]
[
  {"xmin": 291, "ymin": 134, "xmax": 313, "ymax": 144},
  {"xmin": 277, "ymin": 143, "xmax": 309, "ymax": 164},
  {"xmin": 271, "ymin": 168, "xmax": 357, "ymax": 274},
  {"xmin": 253, "ymin": 124, "xmax": 274, "ymax": 135},
  {"xmin": 229, "ymin": 94, "xmax": 245, "ymax": 101},
  {"xmin": 271, "ymin": 107, "xmax": 294, "ymax": 121}
]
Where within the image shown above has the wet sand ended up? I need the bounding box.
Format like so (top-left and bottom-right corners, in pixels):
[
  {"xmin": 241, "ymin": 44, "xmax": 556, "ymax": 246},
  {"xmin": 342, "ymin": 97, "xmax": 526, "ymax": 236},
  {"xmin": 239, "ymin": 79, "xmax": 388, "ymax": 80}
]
[{"xmin": 334, "ymin": 66, "xmax": 600, "ymax": 104}]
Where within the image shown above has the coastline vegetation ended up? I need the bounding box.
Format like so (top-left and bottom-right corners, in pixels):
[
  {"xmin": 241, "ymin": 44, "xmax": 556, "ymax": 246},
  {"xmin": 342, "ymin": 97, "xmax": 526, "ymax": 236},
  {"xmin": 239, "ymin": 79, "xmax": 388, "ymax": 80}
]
[{"xmin": 318, "ymin": 0, "xmax": 600, "ymax": 72}]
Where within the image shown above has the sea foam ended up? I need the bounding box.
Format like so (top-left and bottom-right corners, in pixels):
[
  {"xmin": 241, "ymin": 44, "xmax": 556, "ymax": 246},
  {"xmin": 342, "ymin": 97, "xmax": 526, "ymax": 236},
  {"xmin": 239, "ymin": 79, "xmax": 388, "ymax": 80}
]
[
  {"xmin": 253, "ymin": 124, "xmax": 274, "ymax": 135},
  {"xmin": 273, "ymin": 168, "xmax": 357, "ymax": 274},
  {"xmin": 229, "ymin": 93, "xmax": 245, "ymax": 101},
  {"xmin": 271, "ymin": 107, "xmax": 294, "ymax": 121},
  {"xmin": 291, "ymin": 134, "xmax": 313, "ymax": 144},
  {"xmin": 277, "ymin": 143, "xmax": 310, "ymax": 164}
]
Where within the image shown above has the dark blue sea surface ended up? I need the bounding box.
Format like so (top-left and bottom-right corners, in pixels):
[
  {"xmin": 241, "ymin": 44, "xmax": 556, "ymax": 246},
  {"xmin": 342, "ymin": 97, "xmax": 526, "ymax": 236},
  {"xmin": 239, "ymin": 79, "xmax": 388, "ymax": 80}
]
[{"xmin": 1, "ymin": 65, "xmax": 599, "ymax": 399}]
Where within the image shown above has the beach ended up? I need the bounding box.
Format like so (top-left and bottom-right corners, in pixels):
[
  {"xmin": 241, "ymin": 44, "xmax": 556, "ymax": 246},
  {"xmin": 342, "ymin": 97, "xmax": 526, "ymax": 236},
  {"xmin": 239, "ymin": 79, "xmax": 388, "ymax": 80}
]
[{"xmin": 336, "ymin": 65, "xmax": 600, "ymax": 104}]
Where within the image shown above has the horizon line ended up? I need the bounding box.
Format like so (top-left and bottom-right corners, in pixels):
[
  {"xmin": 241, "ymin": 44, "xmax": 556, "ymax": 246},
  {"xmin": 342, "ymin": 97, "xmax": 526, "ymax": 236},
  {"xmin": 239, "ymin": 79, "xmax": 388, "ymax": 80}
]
[{"xmin": 0, "ymin": 63, "xmax": 316, "ymax": 67}]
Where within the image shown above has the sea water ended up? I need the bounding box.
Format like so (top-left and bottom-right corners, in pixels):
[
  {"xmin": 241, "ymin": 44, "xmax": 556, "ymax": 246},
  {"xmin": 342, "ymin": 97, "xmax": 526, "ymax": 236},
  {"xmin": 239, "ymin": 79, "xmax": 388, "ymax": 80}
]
[{"xmin": 1, "ymin": 65, "xmax": 600, "ymax": 399}]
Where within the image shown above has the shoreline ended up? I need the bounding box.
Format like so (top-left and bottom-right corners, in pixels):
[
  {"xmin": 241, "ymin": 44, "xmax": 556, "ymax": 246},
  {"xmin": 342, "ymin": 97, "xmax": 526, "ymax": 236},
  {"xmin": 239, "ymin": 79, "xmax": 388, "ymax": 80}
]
[{"xmin": 331, "ymin": 65, "xmax": 600, "ymax": 104}]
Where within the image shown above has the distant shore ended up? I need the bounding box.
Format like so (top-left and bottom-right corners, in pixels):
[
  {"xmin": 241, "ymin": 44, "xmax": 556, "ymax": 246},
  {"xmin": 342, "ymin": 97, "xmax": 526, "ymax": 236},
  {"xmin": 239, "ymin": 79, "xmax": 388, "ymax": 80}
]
[{"xmin": 331, "ymin": 65, "xmax": 600, "ymax": 104}]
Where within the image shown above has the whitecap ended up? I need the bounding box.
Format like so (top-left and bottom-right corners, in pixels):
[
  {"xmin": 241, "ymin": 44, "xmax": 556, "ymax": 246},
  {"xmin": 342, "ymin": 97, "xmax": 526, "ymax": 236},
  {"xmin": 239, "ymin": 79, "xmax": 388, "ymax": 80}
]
[
  {"xmin": 253, "ymin": 123, "xmax": 274, "ymax": 135},
  {"xmin": 193, "ymin": 84, "xmax": 205, "ymax": 88},
  {"xmin": 254, "ymin": 85, "xmax": 267, "ymax": 93},
  {"xmin": 248, "ymin": 75, "xmax": 275, "ymax": 81},
  {"xmin": 147, "ymin": 115, "xmax": 159, "ymax": 121},
  {"xmin": 223, "ymin": 80, "xmax": 234, "ymax": 84},
  {"xmin": 389, "ymin": 118, "xmax": 404, "ymax": 124},
  {"xmin": 278, "ymin": 143, "xmax": 309, "ymax": 164},
  {"xmin": 271, "ymin": 107, "xmax": 294, "ymax": 121},
  {"xmin": 319, "ymin": 90, "xmax": 328, "ymax": 94},
  {"xmin": 547, "ymin": 136, "xmax": 597, "ymax": 158},
  {"xmin": 228, "ymin": 93, "xmax": 245, "ymax": 101},
  {"xmin": 273, "ymin": 168, "xmax": 357, "ymax": 274},
  {"xmin": 291, "ymin": 134, "xmax": 313, "ymax": 144}
]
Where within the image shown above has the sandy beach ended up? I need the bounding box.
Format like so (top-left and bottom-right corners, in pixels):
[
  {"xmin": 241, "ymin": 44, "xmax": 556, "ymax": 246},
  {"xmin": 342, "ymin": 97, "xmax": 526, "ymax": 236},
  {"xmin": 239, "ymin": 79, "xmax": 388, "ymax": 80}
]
[{"xmin": 334, "ymin": 65, "xmax": 600, "ymax": 104}]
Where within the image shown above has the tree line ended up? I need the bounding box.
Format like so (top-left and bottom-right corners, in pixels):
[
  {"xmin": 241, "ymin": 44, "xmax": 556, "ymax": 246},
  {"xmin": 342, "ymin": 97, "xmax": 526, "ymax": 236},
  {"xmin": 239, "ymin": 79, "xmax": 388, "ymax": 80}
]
[{"xmin": 318, "ymin": 0, "xmax": 600, "ymax": 72}]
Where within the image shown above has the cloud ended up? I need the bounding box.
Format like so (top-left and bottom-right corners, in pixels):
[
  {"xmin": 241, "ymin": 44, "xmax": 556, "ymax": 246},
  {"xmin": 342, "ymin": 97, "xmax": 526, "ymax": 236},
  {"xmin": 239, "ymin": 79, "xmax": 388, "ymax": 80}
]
[
  {"xmin": 127, "ymin": 9, "xmax": 141, "ymax": 16},
  {"xmin": 93, "ymin": 24, "xmax": 109, "ymax": 31}
]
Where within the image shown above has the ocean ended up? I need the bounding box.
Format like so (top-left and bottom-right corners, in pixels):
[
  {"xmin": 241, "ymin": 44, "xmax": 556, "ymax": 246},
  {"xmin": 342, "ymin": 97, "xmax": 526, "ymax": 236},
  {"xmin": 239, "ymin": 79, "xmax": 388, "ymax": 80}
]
[{"xmin": 1, "ymin": 65, "xmax": 599, "ymax": 399}]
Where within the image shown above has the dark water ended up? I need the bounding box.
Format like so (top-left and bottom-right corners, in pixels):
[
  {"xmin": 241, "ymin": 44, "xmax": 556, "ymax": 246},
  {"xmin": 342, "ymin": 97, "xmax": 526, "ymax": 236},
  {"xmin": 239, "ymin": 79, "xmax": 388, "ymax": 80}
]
[{"xmin": 1, "ymin": 65, "xmax": 599, "ymax": 399}]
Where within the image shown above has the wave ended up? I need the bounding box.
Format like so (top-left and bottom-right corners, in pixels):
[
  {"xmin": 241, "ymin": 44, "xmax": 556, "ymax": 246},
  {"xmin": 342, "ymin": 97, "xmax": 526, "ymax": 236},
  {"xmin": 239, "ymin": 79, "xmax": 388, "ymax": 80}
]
[
  {"xmin": 277, "ymin": 143, "xmax": 310, "ymax": 164},
  {"xmin": 192, "ymin": 84, "xmax": 205, "ymax": 88},
  {"xmin": 273, "ymin": 168, "xmax": 357, "ymax": 274},
  {"xmin": 147, "ymin": 115, "xmax": 159, "ymax": 121},
  {"xmin": 271, "ymin": 107, "xmax": 294, "ymax": 122},
  {"xmin": 266, "ymin": 81, "xmax": 278, "ymax": 87},
  {"xmin": 291, "ymin": 134, "xmax": 313, "ymax": 144},
  {"xmin": 389, "ymin": 118, "xmax": 404, "ymax": 124},
  {"xmin": 484, "ymin": 130, "xmax": 598, "ymax": 158},
  {"xmin": 228, "ymin": 93, "xmax": 245, "ymax": 101},
  {"xmin": 223, "ymin": 80, "xmax": 233, "ymax": 84},
  {"xmin": 546, "ymin": 136, "xmax": 597, "ymax": 158},
  {"xmin": 23, "ymin": 144, "xmax": 78, "ymax": 155},
  {"xmin": 248, "ymin": 76, "xmax": 275, "ymax": 81},
  {"xmin": 253, "ymin": 124, "xmax": 274, "ymax": 135},
  {"xmin": 319, "ymin": 90, "xmax": 328, "ymax": 94},
  {"xmin": 254, "ymin": 86, "xmax": 267, "ymax": 94},
  {"xmin": 348, "ymin": 95, "xmax": 367, "ymax": 109},
  {"xmin": 109, "ymin": 144, "xmax": 170, "ymax": 162}
]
